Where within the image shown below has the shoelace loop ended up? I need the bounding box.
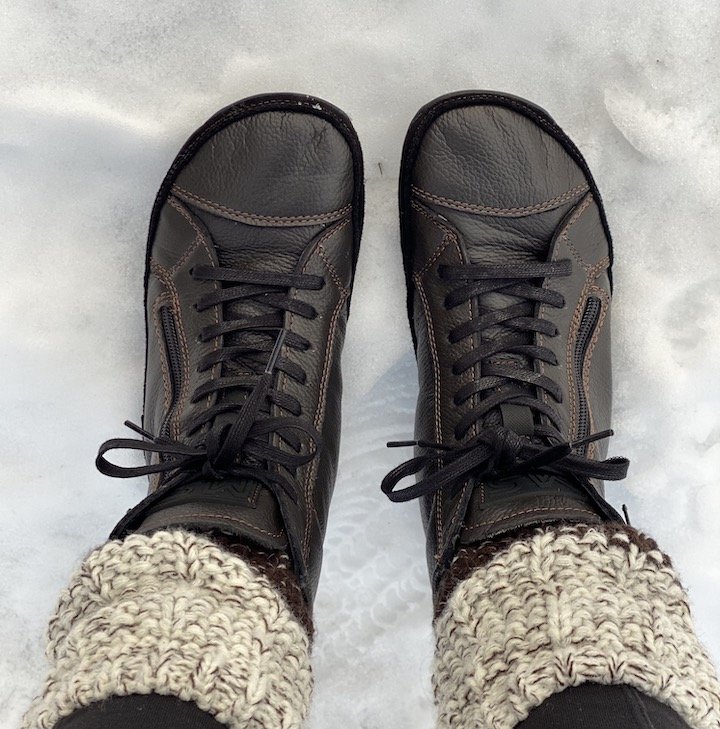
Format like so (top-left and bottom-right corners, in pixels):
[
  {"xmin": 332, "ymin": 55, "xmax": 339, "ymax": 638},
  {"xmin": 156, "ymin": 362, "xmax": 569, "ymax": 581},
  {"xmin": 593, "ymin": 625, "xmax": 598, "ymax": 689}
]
[{"xmin": 382, "ymin": 427, "xmax": 628, "ymax": 502}]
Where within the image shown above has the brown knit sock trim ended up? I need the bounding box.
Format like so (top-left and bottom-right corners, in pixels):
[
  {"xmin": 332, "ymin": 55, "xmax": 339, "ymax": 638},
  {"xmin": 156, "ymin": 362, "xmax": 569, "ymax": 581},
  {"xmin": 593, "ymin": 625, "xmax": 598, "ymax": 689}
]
[
  {"xmin": 435, "ymin": 521, "xmax": 674, "ymax": 618},
  {"xmin": 205, "ymin": 530, "xmax": 313, "ymax": 637}
]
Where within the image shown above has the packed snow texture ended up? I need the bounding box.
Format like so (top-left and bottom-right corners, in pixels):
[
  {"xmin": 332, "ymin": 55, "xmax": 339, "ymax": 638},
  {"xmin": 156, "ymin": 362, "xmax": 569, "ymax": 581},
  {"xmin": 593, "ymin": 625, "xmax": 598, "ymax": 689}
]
[{"xmin": 1, "ymin": 2, "xmax": 719, "ymax": 727}]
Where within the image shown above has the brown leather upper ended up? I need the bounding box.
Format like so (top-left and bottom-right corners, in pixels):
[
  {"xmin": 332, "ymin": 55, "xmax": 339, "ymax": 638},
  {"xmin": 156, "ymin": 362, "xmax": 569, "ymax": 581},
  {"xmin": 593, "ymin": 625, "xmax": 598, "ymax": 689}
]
[
  {"xmin": 114, "ymin": 95, "xmax": 363, "ymax": 605},
  {"xmin": 399, "ymin": 93, "xmax": 623, "ymax": 597}
]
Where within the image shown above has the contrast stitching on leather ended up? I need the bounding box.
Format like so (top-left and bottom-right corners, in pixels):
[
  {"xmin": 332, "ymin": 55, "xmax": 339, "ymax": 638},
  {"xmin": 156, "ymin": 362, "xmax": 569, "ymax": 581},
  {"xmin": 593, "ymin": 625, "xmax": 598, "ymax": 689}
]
[
  {"xmin": 315, "ymin": 242, "xmax": 350, "ymax": 294},
  {"xmin": 411, "ymin": 183, "xmax": 589, "ymax": 218},
  {"xmin": 168, "ymin": 196, "xmax": 217, "ymax": 274},
  {"xmin": 248, "ymin": 482, "xmax": 261, "ymax": 507},
  {"xmin": 560, "ymin": 194, "xmax": 594, "ymax": 272},
  {"xmin": 538, "ymin": 194, "xmax": 597, "ymax": 420},
  {"xmin": 412, "ymin": 199, "xmax": 475, "ymax": 557},
  {"xmin": 313, "ymin": 294, "xmax": 349, "ymax": 431},
  {"xmin": 463, "ymin": 506, "xmax": 599, "ymax": 531},
  {"xmin": 173, "ymin": 511, "xmax": 285, "ymax": 539},
  {"xmin": 151, "ymin": 292, "xmax": 173, "ymax": 448},
  {"xmin": 302, "ymin": 291, "xmax": 348, "ymax": 559},
  {"xmin": 167, "ymin": 196, "xmax": 222, "ymax": 413},
  {"xmin": 313, "ymin": 291, "xmax": 350, "ymax": 432},
  {"xmin": 583, "ymin": 285, "xmax": 610, "ymax": 459},
  {"xmin": 166, "ymin": 198, "xmax": 203, "ymax": 274},
  {"xmin": 172, "ymin": 184, "xmax": 352, "ymax": 228},
  {"xmin": 412, "ymin": 201, "xmax": 457, "ymax": 276},
  {"xmin": 440, "ymin": 223, "xmax": 477, "ymax": 552},
  {"xmin": 414, "ymin": 273, "xmax": 445, "ymax": 550},
  {"xmin": 298, "ymin": 219, "xmax": 352, "ymax": 560}
]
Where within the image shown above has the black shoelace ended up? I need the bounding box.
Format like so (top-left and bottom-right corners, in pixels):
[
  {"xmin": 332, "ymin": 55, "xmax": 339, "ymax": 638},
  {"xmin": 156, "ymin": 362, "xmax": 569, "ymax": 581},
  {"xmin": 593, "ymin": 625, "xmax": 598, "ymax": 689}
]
[
  {"xmin": 382, "ymin": 260, "xmax": 629, "ymax": 502},
  {"xmin": 97, "ymin": 261, "xmax": 325, "ymax": 506}
]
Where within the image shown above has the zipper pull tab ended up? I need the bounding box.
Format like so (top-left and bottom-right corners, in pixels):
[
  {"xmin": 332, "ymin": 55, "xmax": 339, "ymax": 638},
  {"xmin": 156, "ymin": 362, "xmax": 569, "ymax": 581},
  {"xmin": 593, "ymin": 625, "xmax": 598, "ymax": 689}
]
[
  {"xmin": 570, "ymin": 429, "xmax": 614, "ymax": 449},
  {"xmin": 124, "ymin": 420, "xmax": 157, "ymax": 441},
  {"xmin": 265, "ymin": 329, "xmax": 287, "ymax": 375},
  {"xmin": 622, "ymin": 503, "xmax": 632, "ymax": 525}
]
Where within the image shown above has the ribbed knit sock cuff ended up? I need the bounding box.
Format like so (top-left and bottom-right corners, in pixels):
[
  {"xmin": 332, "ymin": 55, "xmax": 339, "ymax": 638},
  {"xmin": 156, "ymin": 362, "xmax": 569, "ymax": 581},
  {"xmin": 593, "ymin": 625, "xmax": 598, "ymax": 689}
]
[
  {"xmin": 22, "ymin": 530, "xmax": 312, "ymax": 729},
  {"xmin": 433, "ymin": 524, "xmax": 720, "ymax": 729}
]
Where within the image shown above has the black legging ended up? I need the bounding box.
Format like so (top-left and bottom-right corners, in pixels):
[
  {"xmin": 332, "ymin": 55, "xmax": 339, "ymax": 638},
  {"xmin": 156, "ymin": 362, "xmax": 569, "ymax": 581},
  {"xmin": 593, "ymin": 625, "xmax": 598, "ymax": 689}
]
[
  {"xmin": 56, "ymin": 683, "xmax": 691, "ymax": 729},
  {"xmin": 517, "ymin": 683, "xmax": 691, "ymax": 729},
  {"xmin": 55, "ymin": 695, "xmax": 225, "ymax": 729}
]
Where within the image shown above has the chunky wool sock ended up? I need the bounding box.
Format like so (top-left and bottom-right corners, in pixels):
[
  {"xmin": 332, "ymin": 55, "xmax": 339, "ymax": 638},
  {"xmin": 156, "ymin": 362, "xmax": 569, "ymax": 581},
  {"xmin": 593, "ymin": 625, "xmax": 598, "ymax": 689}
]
[
  {"xmin": 22, "ymin": 530, "xmax": 312, "ymax": 729},
  {"xmin": 433, "ymin": 524, "xmax": 720, "ymax": 729}
]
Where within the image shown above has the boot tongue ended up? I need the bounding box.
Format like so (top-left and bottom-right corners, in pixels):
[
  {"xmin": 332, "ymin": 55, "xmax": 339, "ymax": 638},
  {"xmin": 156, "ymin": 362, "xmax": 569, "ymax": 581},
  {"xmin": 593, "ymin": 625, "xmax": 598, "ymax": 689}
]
[
  {"xmin": 463, "ymin": 221, "xmax": 552, "ymax": 435},
  {"xmin": 215, "ymin": 224, "xmax": 307, "ymax": 382},
  {"xmin": 191, "ymin": 213, "xmax": 318, "ymax": 429},
  {"xmin": 180, "ymin": 213, "xmax": 319, "ymax": 511}
]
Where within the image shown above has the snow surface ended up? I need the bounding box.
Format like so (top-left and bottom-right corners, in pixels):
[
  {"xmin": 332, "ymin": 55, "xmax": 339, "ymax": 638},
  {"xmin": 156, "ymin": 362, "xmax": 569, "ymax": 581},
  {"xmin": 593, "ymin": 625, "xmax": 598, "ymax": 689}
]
[{"xmin": 1, "ymin": 2, "xmax": 719, "ymax": 726}]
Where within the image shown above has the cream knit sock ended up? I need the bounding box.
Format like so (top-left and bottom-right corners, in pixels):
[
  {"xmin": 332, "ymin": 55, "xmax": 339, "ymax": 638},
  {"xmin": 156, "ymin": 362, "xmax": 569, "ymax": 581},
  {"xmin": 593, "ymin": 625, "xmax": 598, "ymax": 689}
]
[
  {"xmin": 22, "ymin": 530, "xmax": 312, "ymax": 729},
  {"xmin": 433, "ymin": 524, "xmax": 720, "ymax": 729}
]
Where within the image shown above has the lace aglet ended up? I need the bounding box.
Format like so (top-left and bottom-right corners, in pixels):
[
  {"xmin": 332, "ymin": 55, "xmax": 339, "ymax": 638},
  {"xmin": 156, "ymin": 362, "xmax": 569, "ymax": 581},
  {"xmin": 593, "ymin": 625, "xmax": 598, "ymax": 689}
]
[
  {"xmin": 622, "ymin": 503, "xmax": 632, "ymax": 526},
  {"xmin": 123, "ymin": 420, "xmax": 156, "ymax": 440},
  {"xmin": 265, "ymin": 329, "xmax": 287, "ymax": 374},
  {"xmin": 569, "ymin": 428, "xmax": 615, "ymax": 449},
  {"xmin": 387, "ymin": 440, "xmax": 452, "ymax": 451}
]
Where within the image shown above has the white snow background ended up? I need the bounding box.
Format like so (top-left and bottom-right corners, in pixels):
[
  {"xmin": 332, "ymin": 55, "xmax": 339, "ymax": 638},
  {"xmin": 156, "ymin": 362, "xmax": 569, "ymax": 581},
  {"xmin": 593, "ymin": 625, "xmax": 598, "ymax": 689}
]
[{"xmin": 2, "ymin": 2, "xmax": 719, "ymax": 727}]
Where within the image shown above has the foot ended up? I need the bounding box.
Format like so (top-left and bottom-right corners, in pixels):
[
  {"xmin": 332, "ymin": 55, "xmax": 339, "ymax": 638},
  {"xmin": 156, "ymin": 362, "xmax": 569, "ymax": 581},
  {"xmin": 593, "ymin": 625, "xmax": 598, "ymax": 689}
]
[
  {"xmin": 383, "ymin": 91, "xmax": 628, "ymax": 603},
  {"xmin": 97, "ymin": 93, "xmax": 364, "ymax": 610}
]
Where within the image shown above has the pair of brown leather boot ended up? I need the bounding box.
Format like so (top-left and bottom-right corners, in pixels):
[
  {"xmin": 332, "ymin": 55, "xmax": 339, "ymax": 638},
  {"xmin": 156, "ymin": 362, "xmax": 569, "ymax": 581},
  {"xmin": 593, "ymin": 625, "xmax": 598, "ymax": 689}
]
[
  {"xmin": 97, "ymin": 90, "xmax": 629, "ymax": 625},
  {"xmin": 26, "ymin": 91, "xmax": 720, "ymax": 729}
]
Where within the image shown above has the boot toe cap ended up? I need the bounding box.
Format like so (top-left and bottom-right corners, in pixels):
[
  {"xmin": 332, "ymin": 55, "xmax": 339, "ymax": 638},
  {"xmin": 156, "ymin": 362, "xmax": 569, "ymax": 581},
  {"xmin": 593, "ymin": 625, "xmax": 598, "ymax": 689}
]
[
  {"xmin": 174, "ymin": 100, "xmax": 355, "ymax": 220},
  {"xmin": 411, "ymin": 98, "xmax": 589, "ymax": 213}
]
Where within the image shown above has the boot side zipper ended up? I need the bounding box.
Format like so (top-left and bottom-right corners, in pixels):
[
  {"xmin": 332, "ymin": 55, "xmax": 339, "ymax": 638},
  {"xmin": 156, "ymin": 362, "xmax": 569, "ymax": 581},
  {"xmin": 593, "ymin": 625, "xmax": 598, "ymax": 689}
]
[
  {"xmin": 159, "ymin": 306, "xmax": 183, "ymax": 439},
  {"xmin": 573, "ymin": 296, "xmax": 601, "ymax": 447}
]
